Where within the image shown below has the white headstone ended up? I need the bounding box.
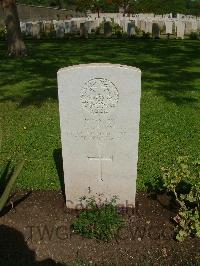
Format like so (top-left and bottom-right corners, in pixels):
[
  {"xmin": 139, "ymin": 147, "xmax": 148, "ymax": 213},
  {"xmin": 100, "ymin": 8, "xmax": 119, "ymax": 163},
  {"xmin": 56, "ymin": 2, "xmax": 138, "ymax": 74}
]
[
  {"xmin": 127, "ymin": 22, "xmax": 136, "ymax": 36},
  {"xmin": 191, "ymin": 20, "xmax": 198, "ymax": 32},
  {"xmin": 20, "ymin": 22, "xmax": 26, "ymax": 34},
  {"xmin": 32, "ymin": 22, "xmax": 40, "ymax": 39},
  {"xmin": 57, "ymin": 64, "xmax": 141, "ymax": 209},
  {"xmin": 145, "ymin": 20, "xmax": 152, "ymax": 33},
  {"xmin": 176, "ymin": 21, "xmax": 185, "ymax": 39},
  {"xmin": 185, "ymin": 21, "xmax": 192, "ymax": 35},
  {"xmin": 25, "ymin": 22, "xmax": 32, "ymax": 36},
  {"xmin": 140, "ymin": 20, "xmax": 146, "ymax": 32},
  {"xmin": 165, "ymin": 20, "xmax": 173, "ymax": 34},
  {"xmin": 85, "ymin": 21, "xmax": 92, "ymax": 34},
  {"xmin": 197, "ymin": 20, "xmax": 200, "ymax": 31},
  {"xmin": 64, "ymin": 20, "xmax": 71, "ymax": 34},
  {"xmin": 54, "ymin": 21, "xmax": 65, "ymax": 38}
]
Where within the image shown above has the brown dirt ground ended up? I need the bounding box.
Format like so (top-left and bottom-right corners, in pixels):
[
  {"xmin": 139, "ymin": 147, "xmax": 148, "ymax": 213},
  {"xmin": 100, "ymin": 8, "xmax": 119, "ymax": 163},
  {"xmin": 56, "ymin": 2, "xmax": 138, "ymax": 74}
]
[{"xmin": 0, "ymin": 191, "xmax": 199, "ymax": 266}]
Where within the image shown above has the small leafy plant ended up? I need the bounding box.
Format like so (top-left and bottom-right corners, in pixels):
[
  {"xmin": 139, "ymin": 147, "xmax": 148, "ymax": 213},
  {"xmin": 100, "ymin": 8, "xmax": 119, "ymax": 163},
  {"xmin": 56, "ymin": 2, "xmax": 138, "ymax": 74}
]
[
  {"xmin": 112, "ymin": 23, "xmax": 123, "ymax": 36},
  {"xmin": 0, "ymin": 26, "xmax": 6, "ymax": 39},
  {"xmin": 161, "ymin": 157, "xmax": 200, "ymax": 241},
  {"xmin": 189, "ymin": 32, "xmax": 200, "ymax": 40},
  {"xmin": 0, "ymin": 160, "xmax": 25, "ymax": 212},
  {"xmin": 72, "ymin": 196, "xmax": 124, "ymax": 241},
  {"xmin": 142, "ymin": 31, "xmax": 151, "ymax": 39}
]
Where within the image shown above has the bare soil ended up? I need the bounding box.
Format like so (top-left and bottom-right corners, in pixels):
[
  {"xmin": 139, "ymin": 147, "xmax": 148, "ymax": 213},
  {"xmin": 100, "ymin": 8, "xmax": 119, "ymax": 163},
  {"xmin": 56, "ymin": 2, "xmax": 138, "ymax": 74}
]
[{"xmin": 0, "ymin": 191, "xmax": 199, "ymax": 265}]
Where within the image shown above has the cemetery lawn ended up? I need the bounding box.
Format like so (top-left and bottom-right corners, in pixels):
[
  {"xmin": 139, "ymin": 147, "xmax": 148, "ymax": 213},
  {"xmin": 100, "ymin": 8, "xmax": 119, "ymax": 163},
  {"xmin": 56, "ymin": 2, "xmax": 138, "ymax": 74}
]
[{"xmin": 0, "ymin": 38, "xmax": 200, "ymax": 190}]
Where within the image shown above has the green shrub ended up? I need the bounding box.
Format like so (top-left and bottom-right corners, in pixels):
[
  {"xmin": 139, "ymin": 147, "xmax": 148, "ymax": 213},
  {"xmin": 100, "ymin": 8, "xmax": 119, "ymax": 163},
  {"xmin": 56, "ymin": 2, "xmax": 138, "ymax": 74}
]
[
  {"xmin": 189, "ymin": 32, "xmax": 200, "ymax": 40},
  {"xmin": 0, "ymin": 160, "xmax": 25, "ymax": 213},
  {"xmin": 135, "ymin": 26, "xmax": 141, "ymax": 36},
  {"xmin": 72, "ymin": 196, "xmax": 124, "ymax": 241},
  {"xmin": 100, "ymin": 20, "xmax": 123, "ymax": 37},
  {"xmin": 98, "ymin": 21, "xmax": 105, "ymax": 34},
  {"xmin": 115, "ymin": 30, "xmax": 122, "ymax": 38},
  {"xmin": 112, "ymin": 23, "xmax": 123, "ymax": 36},
  {"xmin": 161, "ymin": 157, "xmax": 200, "ymax": 241},
  {"xmin": 0, "ymin": 26, "xmax": 6, "ymax": 39},
  {"xmin": 142, "ymin": 31, "xmax": 151, "ymax": 39},
  {"xmin": 95, "ymin": 27, "xmax": 101, "ymax": 35}
]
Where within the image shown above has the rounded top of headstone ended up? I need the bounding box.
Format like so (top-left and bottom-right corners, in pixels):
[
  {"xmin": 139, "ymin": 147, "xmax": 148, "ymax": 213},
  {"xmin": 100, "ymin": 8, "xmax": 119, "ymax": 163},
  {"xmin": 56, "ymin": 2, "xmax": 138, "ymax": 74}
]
[{"xmin": 57, "ymin": 63, "xmax": 141, "ymax": 75}]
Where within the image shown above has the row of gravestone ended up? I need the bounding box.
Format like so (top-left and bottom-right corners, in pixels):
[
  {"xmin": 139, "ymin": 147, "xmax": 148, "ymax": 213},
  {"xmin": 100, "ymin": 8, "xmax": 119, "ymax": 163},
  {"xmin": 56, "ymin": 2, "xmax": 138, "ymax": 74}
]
[
  {"xmin": 88, "ymin": 12, "xmax": 198, "ymax": 20},
  {"xmin": 18, "ymin": 18, "xmax": 200, "ymax": 39}
]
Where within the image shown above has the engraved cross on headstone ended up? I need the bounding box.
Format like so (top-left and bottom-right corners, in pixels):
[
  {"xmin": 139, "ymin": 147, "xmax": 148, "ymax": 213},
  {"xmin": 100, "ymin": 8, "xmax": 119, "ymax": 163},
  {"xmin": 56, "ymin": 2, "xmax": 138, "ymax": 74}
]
[{"xmin": 88, "ymin": 156, "xmax": 113, "ymax": 181}]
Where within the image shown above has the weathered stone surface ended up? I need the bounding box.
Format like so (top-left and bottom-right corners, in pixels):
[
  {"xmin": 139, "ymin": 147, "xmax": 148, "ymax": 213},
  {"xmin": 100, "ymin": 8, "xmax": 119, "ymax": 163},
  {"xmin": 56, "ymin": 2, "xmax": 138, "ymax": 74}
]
[
  {"xmin": 152, "ymin": 23, "xmax": 160, "ymax": 38},
  {"xmin": 104, "ymin": 22, "xmax": 112, "ymax": 37},
  {"xmin": 58, "ymin": 64, "xmax": 141, "ymax": 209}
]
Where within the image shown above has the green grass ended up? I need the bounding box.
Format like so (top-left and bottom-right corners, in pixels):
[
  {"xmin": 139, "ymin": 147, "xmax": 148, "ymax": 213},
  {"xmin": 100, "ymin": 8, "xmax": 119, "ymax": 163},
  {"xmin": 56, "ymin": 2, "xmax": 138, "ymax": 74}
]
[{"xmin": 0, "ymin": 38, "xmax": 200, "ymax": 190}]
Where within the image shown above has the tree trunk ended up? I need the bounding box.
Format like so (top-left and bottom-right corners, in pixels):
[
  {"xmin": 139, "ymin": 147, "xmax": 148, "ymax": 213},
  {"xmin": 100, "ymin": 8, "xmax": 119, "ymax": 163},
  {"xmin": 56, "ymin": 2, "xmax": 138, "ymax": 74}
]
[
  {"xmin": 2, "ymin": 0, "xmax": 26, "ymax": 56},
  {"xmin": 97, "ymin": 7, "xmax": 100, "ymax": 18}
]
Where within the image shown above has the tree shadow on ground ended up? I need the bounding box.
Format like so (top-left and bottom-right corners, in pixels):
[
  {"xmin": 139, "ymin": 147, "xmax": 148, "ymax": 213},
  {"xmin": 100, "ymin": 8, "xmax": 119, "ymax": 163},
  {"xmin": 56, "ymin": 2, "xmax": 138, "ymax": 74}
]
[
  {"xmin": 0, "ymin": 38, "xmax": 199, "ymax": 107},
  {"xmin": 0, "ymin": 38, "xmax": 199, "ymax": 192},
  {"xmin": 0, "ymin": 225, "xmax": 66, "ymax": 265}
]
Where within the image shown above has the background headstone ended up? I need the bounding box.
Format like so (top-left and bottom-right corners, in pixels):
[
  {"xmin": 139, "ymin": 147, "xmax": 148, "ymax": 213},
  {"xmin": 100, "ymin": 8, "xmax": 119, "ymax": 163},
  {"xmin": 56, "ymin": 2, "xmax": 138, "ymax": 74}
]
[
  {"xmin": 20, "ymin": 22, "xmax": 26, "ymax": 34},
  {"xmin": 191, "ymin": 20, "xmax": 198, "ymax": 32},
  {"xmin": 140, "ymin": 20, "xmax": 146, "ymax": 32},
  {"xmin": 54, "ymin": 21, "xmax": 65, "ymax": 38},
  {"xmin": 165, "ymin": 20, "xmax": 173, "ymax": 34},
  {"xmin": 70, "ymin": 20, "xmax": 77, "ymax": 34},
  {"xmin": 80, "ymin": 22, "xmax": 88, "ymax": 38},
  {"xmin": 104, "ymin": 22, "xmax": 112, "ymax": 37},
  {"xmin": 176, "ymin": 21, "xmax": 185, "ymax": 39},
  {"xmin": 64, "ymin": 21, "xmax": 71, "ymax": 34},
  {"xmin": 44, "ymin": 21, "xmax": 52, "ymax": 36},
  {"xmin": 32, "ymin": 22, "xmax": 41, "ymax": 39},
  {"xmin": 152, "ymin": 22, "xmax": 160, "ymax": 38},
  {"xmin": 127, "ymin": 22, "xmax": 136, "ymax": 37},
  {"xmin": 145, "ymin": 20, "xmax": 152, "ymax": 34},
  {"xmin": 25, "ymin": 22, "xmax": 32, "ymax": 36},
  {"xmin": 84, "ymin": 21, "xmax": 92, "ymax": 35},
  {"xmin": 58, "ymin": 63, "xmax": 141, "ymax": 208}
]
